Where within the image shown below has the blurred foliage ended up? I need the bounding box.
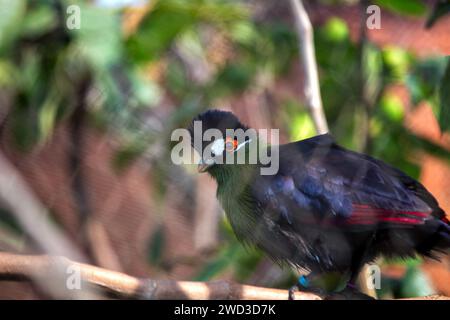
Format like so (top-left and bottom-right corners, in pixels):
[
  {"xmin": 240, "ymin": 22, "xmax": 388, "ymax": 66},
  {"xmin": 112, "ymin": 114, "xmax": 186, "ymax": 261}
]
[
  {"xmin": 375, "ymin": 0, "xmax": 427, "ymax": 16},
  {"xmin": 400, "ymin": 266, "xmax": 435, "ymax": 298},
  {"xmin": 0, "ymin": 0, "xmax": 449, "ymax": 298},
  {"xmin": 127, "ymin": 0, "xmax": 247, "ymax": 63}
]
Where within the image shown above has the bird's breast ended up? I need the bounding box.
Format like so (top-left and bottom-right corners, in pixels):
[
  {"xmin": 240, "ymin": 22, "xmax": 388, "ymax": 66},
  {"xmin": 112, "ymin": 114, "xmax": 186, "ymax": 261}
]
[{"xmin": 217, "ymin": 182, "xmax": 259, "ymax": 241}]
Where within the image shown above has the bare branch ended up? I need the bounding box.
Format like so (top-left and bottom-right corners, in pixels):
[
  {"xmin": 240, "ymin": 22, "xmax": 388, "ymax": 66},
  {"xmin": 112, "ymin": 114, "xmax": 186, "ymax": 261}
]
[
  {"xmin": 0, "ymin": 252, "xmax": 321, "ymax": 300},
  {"xmin": 1, "ymin": 253, "xmax": 448, "ymax": 300},
  {"xmin": 290, "ymin": 0, "xmax": 329, "ymax": 134}
]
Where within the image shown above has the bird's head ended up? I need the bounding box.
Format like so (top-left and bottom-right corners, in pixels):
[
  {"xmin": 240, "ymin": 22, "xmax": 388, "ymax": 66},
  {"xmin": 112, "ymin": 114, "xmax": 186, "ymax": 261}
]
[{"xmin": 188, "ymin": 109, "xmax": 253, "ymax": 174}]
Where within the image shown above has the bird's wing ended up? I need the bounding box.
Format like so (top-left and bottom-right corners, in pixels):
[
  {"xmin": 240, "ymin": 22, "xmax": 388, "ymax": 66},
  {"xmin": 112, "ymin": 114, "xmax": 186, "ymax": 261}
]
[{"xmin": 252, "ymin": 134, "xmax": 443, "ymax": 230}]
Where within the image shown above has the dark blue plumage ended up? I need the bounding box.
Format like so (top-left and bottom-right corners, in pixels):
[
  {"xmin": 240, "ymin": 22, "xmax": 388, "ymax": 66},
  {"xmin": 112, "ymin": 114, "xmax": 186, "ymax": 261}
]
[
  {"xmin": 189, "ymin": 110, "xmax": 450, "ymax": 295},
  {"xmin": 258, "ymin": 133, "xmax": 439, "ymax": 226}
]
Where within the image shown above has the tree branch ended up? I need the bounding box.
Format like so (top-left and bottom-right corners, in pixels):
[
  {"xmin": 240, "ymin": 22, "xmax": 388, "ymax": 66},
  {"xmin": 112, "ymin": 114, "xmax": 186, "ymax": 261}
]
[
  {"xmin": 0, "ymin": 252, "xmax": 448, "ymax": 300},
  {"xmin": 290, "ymin": 0, "xmax": 329, "ymax": 134},
  {"xmin": 0, "ymin": 252, "xmax": 321, "ymax": 299}
]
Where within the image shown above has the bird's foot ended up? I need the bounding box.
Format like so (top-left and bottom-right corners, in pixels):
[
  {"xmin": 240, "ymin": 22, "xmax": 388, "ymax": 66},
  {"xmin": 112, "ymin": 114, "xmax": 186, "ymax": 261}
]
[
  {"xmin": 289, "ymin": 277, "xmax": 375, "ymax": 300},
  {"xmin": 288, "ymin": 284, "xmax": 298, "ymax": 300}
]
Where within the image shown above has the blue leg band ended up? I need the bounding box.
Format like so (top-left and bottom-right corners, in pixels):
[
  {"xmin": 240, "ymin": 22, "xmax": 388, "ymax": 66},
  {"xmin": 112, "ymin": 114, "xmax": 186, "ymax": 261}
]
[{"xmin": 298, "ymin": 275, "xmax": 309, "ymax": 288}]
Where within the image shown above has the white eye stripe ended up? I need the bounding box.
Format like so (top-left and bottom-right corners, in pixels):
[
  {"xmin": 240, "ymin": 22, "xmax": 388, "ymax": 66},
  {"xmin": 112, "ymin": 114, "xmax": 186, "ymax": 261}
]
[
  {"xmin": 210, "ymin": 138, "xmax": 251, "ymax": 156},
  {"xmin": 211, "ymin": 138, "xmax": 224, "ymax": 155},
  {"xmin": 235, "ymin": 139, "xmax": 251, "ymax": 151}
]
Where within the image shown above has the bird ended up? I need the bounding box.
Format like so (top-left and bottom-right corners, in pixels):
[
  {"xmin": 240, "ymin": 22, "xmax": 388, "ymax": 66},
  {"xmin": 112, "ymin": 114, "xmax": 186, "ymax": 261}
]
[{"xmin": 188, "ymin": 109, "xmax": 450, "ymax": 299}]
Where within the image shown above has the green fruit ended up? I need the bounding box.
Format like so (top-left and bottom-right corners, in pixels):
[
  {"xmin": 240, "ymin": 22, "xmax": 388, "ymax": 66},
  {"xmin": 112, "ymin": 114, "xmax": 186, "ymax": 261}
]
[
  {"xmin": 323, "ymin": 17, "xmax": 349, "ymax": 42},
  {"xmin": 381, "ymin": 93, "xmax": 405, "ymax": 122},
  {"xmin": 382, "ymin": 46, "xmax": 410, "ymax": 79}
]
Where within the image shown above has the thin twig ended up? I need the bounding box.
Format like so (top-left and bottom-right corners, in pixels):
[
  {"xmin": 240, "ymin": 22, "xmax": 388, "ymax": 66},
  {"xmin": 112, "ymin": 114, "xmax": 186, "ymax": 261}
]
[{"xmin": 289, "ymin": 0, "xmax": 329, "ymax": 134}]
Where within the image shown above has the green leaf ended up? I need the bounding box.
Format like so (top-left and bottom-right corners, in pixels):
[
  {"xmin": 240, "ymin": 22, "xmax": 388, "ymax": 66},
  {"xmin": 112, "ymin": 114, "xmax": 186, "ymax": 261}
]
[
  {"xmin": 375, "ymin": 0, "xmax": 427, "ymax": 16},
  {"xmin": 72, "ymin": 5, "xmax": 123, "ymax": 68},
  {"xmin": 364, "ymin": 44, "xmax": 383, "ymax": 100},
  {"xmin": 0, "ymin": 59, "xmax": 19, "ymax": 87},
  {"xmin": 21, "ymin": 4, "xmax": 57, "ymax": 37},
  {"xmin": 127, "ymin": 0, "xmax": 247, "ymax": 63},
  {"xmin": 127, "ymin": 1, "xmax": 194, "ymax": 63},
  {"xmin": 406, "ymin": 57, "xmax": 448, "ymax": 105},
  {"xmin": 230, "ymin": 21, "xmax": 259, "ymax": 46},
  {"xmin": 291, "ymin": 111, "xmax": 317, "ymax": 141},
  {"xmin": 0, "ymin": 0, "xmax": 26, "ymax": 53},
  {"xmin": 437, "ymin": 57, "xmax": 450, "ymax": 132},
  {"xmin": 38, "ymin": 88, "xmax": 61, "ymax": 142},
  {"xmin": 130, "ymin": 70, "xmax": 161, "ymax": 106},
  {"xmin": 210, "ymin": 61, "xmax": 256, "ymax": 99}
]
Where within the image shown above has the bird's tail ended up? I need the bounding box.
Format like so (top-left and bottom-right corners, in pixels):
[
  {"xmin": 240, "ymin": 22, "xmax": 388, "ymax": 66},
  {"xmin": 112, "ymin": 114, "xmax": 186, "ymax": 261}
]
[
  {"xmin": 435, "ymin": 219, "xmax": 450, "ymax": 251},
  {"xmin": 416, "ymin": 214, "xmax": 450, "ymax": 259}
]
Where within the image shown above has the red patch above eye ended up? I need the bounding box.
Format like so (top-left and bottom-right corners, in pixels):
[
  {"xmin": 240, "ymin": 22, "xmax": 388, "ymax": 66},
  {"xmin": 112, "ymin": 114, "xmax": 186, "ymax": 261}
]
[{"xmin": 225, "ymin": 137, "xmax": 238, "ymax": 152}]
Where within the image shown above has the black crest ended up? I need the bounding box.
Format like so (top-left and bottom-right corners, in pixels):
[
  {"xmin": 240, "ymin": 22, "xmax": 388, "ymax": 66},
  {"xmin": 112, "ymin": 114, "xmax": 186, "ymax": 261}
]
[{"xmin": 188, "ymin": 109, "xmax": 248, "ymax": 149}]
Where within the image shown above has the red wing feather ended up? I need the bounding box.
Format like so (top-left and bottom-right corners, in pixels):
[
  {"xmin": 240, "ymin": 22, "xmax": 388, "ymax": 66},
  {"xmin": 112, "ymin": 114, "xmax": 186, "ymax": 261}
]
[{"xmin": 348, "ymin": 204, "xmax": 431, "ymax": 225}]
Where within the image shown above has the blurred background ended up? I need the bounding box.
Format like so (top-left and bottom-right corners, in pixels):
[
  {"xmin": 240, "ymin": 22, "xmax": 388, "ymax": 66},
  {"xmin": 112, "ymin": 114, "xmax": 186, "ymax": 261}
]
[{"xmin": 0, "ymin": 0, "xmax": 449, "ymax": 299}]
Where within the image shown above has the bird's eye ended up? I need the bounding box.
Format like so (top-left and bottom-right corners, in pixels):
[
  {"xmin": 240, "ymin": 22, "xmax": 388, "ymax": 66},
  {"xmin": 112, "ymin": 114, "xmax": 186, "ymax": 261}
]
[{"xmin": 225, "ymin": 137, "xmax": 238, "ymax": 152}]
